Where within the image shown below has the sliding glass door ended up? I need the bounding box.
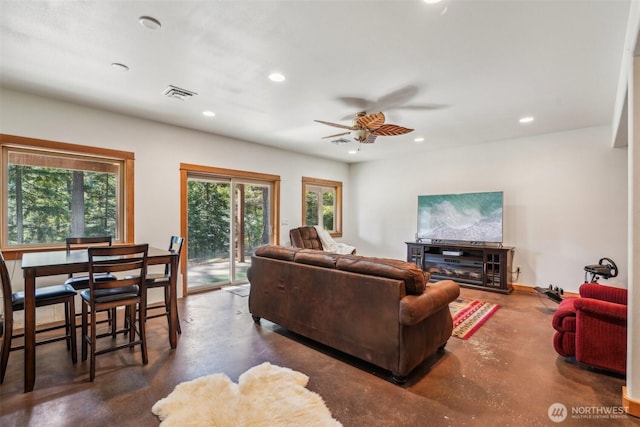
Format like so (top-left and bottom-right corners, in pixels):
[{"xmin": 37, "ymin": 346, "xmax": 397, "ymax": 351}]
[
  {"xmin": 233, "ymin": 182, "xmax": 271, "ymax": 282},
  {"xmin": 186, "ymin": 177, "xmax": 231, "ymax": 289},
  {"xmin": 185, "ymin": 174, "xmax": 273, "ymax": 291}
]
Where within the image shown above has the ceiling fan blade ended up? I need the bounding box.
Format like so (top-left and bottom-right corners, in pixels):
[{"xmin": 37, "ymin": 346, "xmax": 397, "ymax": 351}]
[
  {"xmin": 322, "ymin": 131, "xmax": 350, "ymax": 139},
  {"xmin": 393, "ymin": 104, "xmax": 450, "ymax": 111},
  {"xmin": 372, "ymin": 124, "xmax": 414, "ymax": 136},
  {"xmin": 314, "ymin": 120, "xmax": 355, "ymax": 130},
  {"xmin": 336, "ymin": 96, "xmax": 371, "ymax": 110},
  {"xmin": 357, "ymin": 112, "xmax": 385, "ymax": 129},
  {"xmin": 337, "ymin": 85, "xmax": 420, "ymax": 112},
  {"xmin": 375, "ymin": 85, "xmax": 419, "ymax": 109},
  {"xmin": 361, "ymin": 134, "xmax": 378, "ymax": 144}
]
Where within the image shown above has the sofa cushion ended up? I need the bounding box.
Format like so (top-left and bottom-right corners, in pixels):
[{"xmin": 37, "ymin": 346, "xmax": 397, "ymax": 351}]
[
  {"xmin": 336, "ymin": 255, "xmax": 426, "ymax": 295},
  {"xmin": 255, "ymin": 245, "xmax": 300, "ymax": 261},
  {"xmin": 294, "ymin": 250, "xmax": 340, "ymax": 268}
]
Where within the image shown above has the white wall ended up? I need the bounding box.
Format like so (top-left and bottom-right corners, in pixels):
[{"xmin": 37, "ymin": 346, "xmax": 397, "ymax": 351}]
[
  {"xmin": 346, "ymin": 126, "xmax": 628, "ymax": 293},
  {"xmin": 0, "ymin": 87, "xmax": 629, "ymax": 306},
  {"xmin": 0, "ymin": 88, "xmax": 350, "ymax": 324},
  {"xmin": 0, "ymin": 88, "xmax": 350, "ymax": 247}
]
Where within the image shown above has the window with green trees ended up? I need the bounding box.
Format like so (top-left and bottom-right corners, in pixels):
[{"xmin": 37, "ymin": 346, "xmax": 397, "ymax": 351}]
[
  {"xmin": 186, "ymin": 179, "xmax": 270, "ymax": 262},
  {"xmin": 1, "ymin": 135, "xmax": 133, "ymax": 251},
  {"xmin": 186, "ymin": 179, "xmax": 231, "ymax": 261},
  {"xmin": 302, "ymin": 177, "xmax": 342, "ymax": 236}
]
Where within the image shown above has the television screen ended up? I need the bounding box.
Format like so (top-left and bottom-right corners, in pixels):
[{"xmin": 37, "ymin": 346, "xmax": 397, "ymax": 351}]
[{"xmin": 417, "ymin": 191, "xmax": 503, "ymax": 243}]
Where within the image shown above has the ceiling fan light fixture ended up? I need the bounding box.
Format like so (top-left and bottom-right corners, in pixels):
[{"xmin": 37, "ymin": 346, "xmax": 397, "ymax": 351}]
[
  {"xmin": 316, "ymin": 111, "xmax": 410, "ymax": 145},
  {"xmin": 351, "ymin": 128, "xmax": 369, "ymax": 143}
]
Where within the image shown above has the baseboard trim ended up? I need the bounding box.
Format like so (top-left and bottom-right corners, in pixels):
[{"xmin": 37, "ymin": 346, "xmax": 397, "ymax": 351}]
[{"xmin": 623, "ymin": 386, "xmax": 640, "ymax": 418}]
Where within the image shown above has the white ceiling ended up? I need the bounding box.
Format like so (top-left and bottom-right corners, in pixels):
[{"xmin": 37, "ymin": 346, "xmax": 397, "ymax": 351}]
[{"xmin": 0, "ymin": 0, "xmax": 631, "ymax": 163}]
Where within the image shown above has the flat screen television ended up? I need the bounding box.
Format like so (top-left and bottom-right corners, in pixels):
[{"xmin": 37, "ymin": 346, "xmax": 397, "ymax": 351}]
[{"xmin": 417, "ymin": 191, "xmax": 503, "ymax": 244}]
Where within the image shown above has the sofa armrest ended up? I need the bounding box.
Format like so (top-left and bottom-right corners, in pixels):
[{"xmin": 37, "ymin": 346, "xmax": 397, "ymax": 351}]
[
  {"xmin": 573, "ymin": 294, "xmax": 627, "ymax": 375},
  {"xmin": 399, "ymin": 280, "xmax": 460, "ymax": 326},
  {"xmin": 574, "ymin": 298, "xmax": 627, "ymax": 322},
  {"xmin": 579, "ymin": 283, "xmax": 627, "ymax": 305}
]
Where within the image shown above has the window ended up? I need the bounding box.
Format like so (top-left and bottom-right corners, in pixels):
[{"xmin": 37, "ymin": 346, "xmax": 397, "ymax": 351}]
[
  {"xmin": 1, "ymin": 134, "xmax": 134, "ymax": 256},
  {"xmin": 302, "ymin": 176, "xmax": 342, "ymax": 237}
]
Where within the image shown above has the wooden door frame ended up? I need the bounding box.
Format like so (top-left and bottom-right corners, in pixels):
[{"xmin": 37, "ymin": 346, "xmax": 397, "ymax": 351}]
[{"xmin": 179, "ymin": 163, "xmax": 280, "ymax": 295}]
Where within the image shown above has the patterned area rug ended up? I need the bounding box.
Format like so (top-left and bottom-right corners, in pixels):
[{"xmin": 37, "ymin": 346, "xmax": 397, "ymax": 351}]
[{"xmin": 449, "ymin": 298, "xmax": 500, "ymax": 340}]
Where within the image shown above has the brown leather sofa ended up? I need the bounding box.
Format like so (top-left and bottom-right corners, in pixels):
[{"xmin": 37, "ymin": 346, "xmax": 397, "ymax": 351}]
[{"xmin": 247, "ymin": 245, "xmax": 460, "ymax": 383}]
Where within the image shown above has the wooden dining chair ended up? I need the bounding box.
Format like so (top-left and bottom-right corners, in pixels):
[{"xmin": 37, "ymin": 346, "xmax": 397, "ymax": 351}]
[
  {"xmin": 1, "ymin": 251, "xmax": 77, "ymax": 383},
  {"xmin": 125, "ymin": 236, "xmax": 184, "ymax": 335},
  {"xmin": 80, "ymin": 244, "xmax": 149, "ymax": 382},
  {"xmin": 64, "ymin": 236, "xmax": 115, "ymax": 289},
  {"xmin": 64, "ymin": 236, "xmax": 117, "ymax": 335},
  {"xmin": 146, "ymin": 236, "xmax": 184, "ymax": 333}
]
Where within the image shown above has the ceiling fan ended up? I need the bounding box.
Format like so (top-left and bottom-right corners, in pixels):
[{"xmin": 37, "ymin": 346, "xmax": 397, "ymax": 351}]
[
  {"xmin": 315, "ymin": 111, "xmax": 413, "ymax": 144},
  {"xmin": 337, "ymin": 85, "xmax": 448, "ymax": 120}
]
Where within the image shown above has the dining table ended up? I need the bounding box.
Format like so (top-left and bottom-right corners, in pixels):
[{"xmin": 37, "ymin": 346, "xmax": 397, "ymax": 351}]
[{"xmin": 20, "ymin": 246, "xmax": 179, "ymax": 392}]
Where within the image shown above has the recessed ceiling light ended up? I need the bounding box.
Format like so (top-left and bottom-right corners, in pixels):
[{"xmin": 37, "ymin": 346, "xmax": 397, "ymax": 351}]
[
  {"xmin": 268, "ymin": 72, "xmax": 286, "ymax": 82},
  {"xmin": 202, "ymin": 110, "xmax": 216, "ymax": 117},
  {"xmin": 414, "ymin": 137, "xmax": 425, "ymax": 143},
  {"xmin": 139, "ymin": 16, "xmax": 161, "ymax": 30},
  {"xmin": 423, "ymin": 0, "xmax": 442, "ymax": 4},
  {"xmin": 519, "ymin": 116, "xmax": 534, "ymax": 124},
  {"xmin": 348, "ymin": 149, "xmax": 358, "ymax": 155},
  {"xmin": 111, "ymin": 62, "xmax": 129, "ymax": 71}
]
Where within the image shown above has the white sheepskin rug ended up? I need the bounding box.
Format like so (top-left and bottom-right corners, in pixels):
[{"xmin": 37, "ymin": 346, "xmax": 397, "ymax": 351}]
[{"xmin": 151, "ymin": 362, "xmax": 342, "ymax": 427}]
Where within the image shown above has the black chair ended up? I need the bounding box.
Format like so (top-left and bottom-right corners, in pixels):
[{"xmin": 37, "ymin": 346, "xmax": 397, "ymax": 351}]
[
  {"xmin": 1, "ymin": 251, "xmax": 77, "ymax": 383},
  {"xmin": 80, "ymin": 244, "xmax": 149, "ymax": 382}
]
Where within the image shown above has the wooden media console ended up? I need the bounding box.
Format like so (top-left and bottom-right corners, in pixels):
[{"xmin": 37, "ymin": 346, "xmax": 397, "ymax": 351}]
[{"xmin": 406, "ymin": 242, "xmax": 514, "ymax": 294}]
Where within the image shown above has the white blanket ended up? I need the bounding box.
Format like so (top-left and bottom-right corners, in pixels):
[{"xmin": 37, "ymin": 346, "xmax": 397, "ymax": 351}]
[{"xmin": 313, "ymin": 225, "xmax": 356, "ymax": 254}]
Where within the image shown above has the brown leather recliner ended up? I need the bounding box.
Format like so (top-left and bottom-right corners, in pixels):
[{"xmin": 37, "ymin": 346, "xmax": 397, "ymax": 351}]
[
  {"xmin": 289, "ymin": 226, "xmax": 356, "ymax": 254},
  {"xmin": 289, "ymin": 226, "xmax": 323, "ymax": 250}
]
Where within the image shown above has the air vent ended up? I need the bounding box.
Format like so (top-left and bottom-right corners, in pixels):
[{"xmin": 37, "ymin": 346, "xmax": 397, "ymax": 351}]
[{"xmin": 162, "ymin": 85, "xmax": 198, "ymax": 101}]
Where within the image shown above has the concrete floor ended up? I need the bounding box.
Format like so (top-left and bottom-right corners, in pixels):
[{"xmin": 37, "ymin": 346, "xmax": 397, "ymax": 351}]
[{"xmin": 0, "ymin": 286, "xmax": 638, "ymax": 426}]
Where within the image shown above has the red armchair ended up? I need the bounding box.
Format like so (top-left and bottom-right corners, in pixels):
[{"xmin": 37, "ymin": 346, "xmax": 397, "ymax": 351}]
[{"xmin": 552, "ymin": 282, "xmax": 627, "ymax": 375}]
